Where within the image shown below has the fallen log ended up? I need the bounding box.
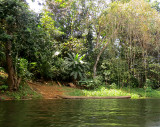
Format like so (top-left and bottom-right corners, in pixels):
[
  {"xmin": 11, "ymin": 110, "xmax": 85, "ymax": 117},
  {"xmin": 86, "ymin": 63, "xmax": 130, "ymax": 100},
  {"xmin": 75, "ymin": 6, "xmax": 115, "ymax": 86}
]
[{"xmin": 58, "ymin": 95, "xmax": 131, "ymax": 99}]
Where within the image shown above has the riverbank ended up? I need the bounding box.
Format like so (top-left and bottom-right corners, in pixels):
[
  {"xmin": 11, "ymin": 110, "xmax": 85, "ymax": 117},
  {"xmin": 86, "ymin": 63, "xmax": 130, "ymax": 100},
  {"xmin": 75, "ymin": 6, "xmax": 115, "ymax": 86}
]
[
  {"xmin": 1, "ymin": 81, "xmax": 160, "ymax": 100},
  {"xmin": 82, "ymin": 87, "xmax": 160, "ymax": 99}
]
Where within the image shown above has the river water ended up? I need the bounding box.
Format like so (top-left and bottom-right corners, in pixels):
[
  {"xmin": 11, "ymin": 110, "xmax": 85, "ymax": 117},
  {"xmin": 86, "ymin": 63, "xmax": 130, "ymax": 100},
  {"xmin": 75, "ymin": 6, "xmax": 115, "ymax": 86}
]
[{"xmin": 0, "ymin": 99, "xmax": 160, "ymax": 127}]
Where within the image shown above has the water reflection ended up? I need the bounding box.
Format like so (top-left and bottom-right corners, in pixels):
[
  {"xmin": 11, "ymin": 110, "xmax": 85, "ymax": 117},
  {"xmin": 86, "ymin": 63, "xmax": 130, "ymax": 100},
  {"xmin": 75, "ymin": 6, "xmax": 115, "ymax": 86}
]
[{"xmin": 0, "ymin": 99, "xmax": 160, "ymax": 127}]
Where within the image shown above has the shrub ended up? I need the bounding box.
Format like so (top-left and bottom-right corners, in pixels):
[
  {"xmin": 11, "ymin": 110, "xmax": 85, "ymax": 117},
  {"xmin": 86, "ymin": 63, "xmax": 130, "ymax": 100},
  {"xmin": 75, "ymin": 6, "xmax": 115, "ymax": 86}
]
[
  {"xmin": 16, "ymin": 58, "xmax": 32, "ymax": 80},
  {"xmin": 0, "ymin": 84, "xmax": 8, "ymax": 92},
  {"xmin": 78, "ymin": 75, "xmax": 104, "ymax": 89},
  {"xmin": 63, "ymin": 53, "xmax": 88, "ymax": 81}
]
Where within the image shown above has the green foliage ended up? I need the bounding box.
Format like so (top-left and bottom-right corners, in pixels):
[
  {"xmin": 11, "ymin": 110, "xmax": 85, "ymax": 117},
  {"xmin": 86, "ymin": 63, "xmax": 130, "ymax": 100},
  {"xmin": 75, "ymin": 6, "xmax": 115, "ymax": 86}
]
[
  {"xmin": 0, "ymin": 0, "xmax": 159, "ymax": 93},
  {"xmin": 98, "ymin": 0, "xmax": 160, "ymax": 88},
  {"xmin": 0, "ymin": 85, "xmax": 8, "ymax": 92},
  {"xmin": 29, "ymin": 62, "xmax": 38, "ymax": 77},
  {"xmin": 63, "ymin": 53, "xmax": 88, "ymax": 80},
  {"xmin": 57, "ymin": 84, "xmax": 160, "ymax": 99},
  {"xmin": 144, "ymin": 79, "xmax": 154, "ymax": 92},
  {"xmin": 6, "ymin": 83, "xmax": 41, "ymax": 100},
  {"xmin": 151, "ymin": 0, "xmax": 160, "ymax": 12},
  {"xmin": 83, "ymin": 87, "xmax": 135, "ymax": 98},
  {"xmin": 40, "ymin": 11, "xmax": 64, "ymax": 36},
  {"xmin": 0, "ymin": 67, "xmax": 7, "ymax": 87},
  {"xmin": 82, "ymin": 86, "xmax": 160, "ymax": 99},
  {"xmin": 145, "ymin": 79, "xmax": 153, "ymax": 87},
  {"xmin": 92, "ymin": 75, "xmax": 104, "ymax": 88},
  {"xmin": 0, "ymin": 46, "xmax": 5, "ymax": 67},
  {"xmin": 0, "ymin": 67, "xmax": 5, "ymax": 72},
  {"xmin": 110, "ymin": 83, "xmax": 118, "ymax": 89},
  {"xmin": 16, "ymin": 58, "xmax": 32, "ymax": 79},
  {"xmin": 52, "ymin": 57, "xmax": 66, "ymax": 79},
  {"xmin": 101, "ymin": 58, "xmax": 129, "ymax": 87},
  {"xmin": 78, "ymin": 79, "xmax": 94, "ymax": 88},
  {"xmin": 78, "ymin": 75, "xmax": 104, "ymax": 89},
  {"xmin": 63, "ymin": 86, "xmax": 85, "ymax": 96}
]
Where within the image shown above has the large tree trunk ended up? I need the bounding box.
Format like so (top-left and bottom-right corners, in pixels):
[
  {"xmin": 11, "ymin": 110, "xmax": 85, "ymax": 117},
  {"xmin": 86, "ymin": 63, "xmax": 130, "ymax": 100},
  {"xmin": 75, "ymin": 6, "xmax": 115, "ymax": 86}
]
[
  {"xmin": 5, "ymin": 41, "xmax": 21, "ymax": 91},
  {"xmin": 93, "ymin": 42, "xmax": 108, "ymax": 78}
]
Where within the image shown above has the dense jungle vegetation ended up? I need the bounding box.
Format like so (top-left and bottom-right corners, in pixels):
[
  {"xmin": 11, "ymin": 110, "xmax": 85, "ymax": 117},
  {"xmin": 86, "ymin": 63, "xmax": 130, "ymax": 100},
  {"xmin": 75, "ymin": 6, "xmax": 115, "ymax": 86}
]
[{"xmin": 0, "ymin": 0, "xmax": 160, "ymax": 93}]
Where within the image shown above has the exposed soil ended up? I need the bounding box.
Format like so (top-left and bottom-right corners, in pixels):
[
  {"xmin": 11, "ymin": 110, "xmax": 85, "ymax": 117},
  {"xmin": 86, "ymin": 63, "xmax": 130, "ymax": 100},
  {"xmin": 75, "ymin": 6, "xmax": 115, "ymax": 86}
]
[
  {"xmin": 0, "ymin": 72, "xmax": 75, "ymax": 100},
  {"xmin": 28, "ymin": 81, "xmax": 64, "ymax": 99}
]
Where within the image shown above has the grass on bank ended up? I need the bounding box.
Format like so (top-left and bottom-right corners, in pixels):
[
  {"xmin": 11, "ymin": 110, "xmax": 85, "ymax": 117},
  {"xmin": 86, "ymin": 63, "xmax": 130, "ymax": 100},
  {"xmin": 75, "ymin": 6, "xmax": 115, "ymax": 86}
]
[
  {"xmin": 0, "ymin": 83, "xmax": 42, "ymax": 100},
  {"xmin": 63, "ymin": 86, "xmax": 85, "ymax": 96},
  {"xmin": 0, "ymin": 70, "xmax": 42, "ymax": 100},
  {"xmin": 1, "ymin": 69, "xmax": 160, "ymax": 99},
  {"xmin": 63, "ymin": 86, "xmax": 160, "ymax": 99},
  {"xmin": 7, "ymin": 84, "xmax": 42, "ymax": 100},
  {"xmin": 1, "ymin": 69, "xmax": 160, "ymax": 100},
  {"xmin": 83, "ymin": 87, "xmax": 160, "ymax": 99},
  {"xmin": 1, "ymin": 84, "xmax": 160, "ymax": 100}
]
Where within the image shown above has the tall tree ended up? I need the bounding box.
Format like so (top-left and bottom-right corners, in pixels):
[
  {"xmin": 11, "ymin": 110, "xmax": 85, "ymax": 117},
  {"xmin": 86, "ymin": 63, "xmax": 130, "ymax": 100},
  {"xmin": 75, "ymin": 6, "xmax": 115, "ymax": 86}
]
[
  {"xmin": 0, "ymin": 0, "xmax": 40, "ymax": 90},
  {"xmin": 100, "ymin": 0, "xmax": 160, "ymax": 87}
]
